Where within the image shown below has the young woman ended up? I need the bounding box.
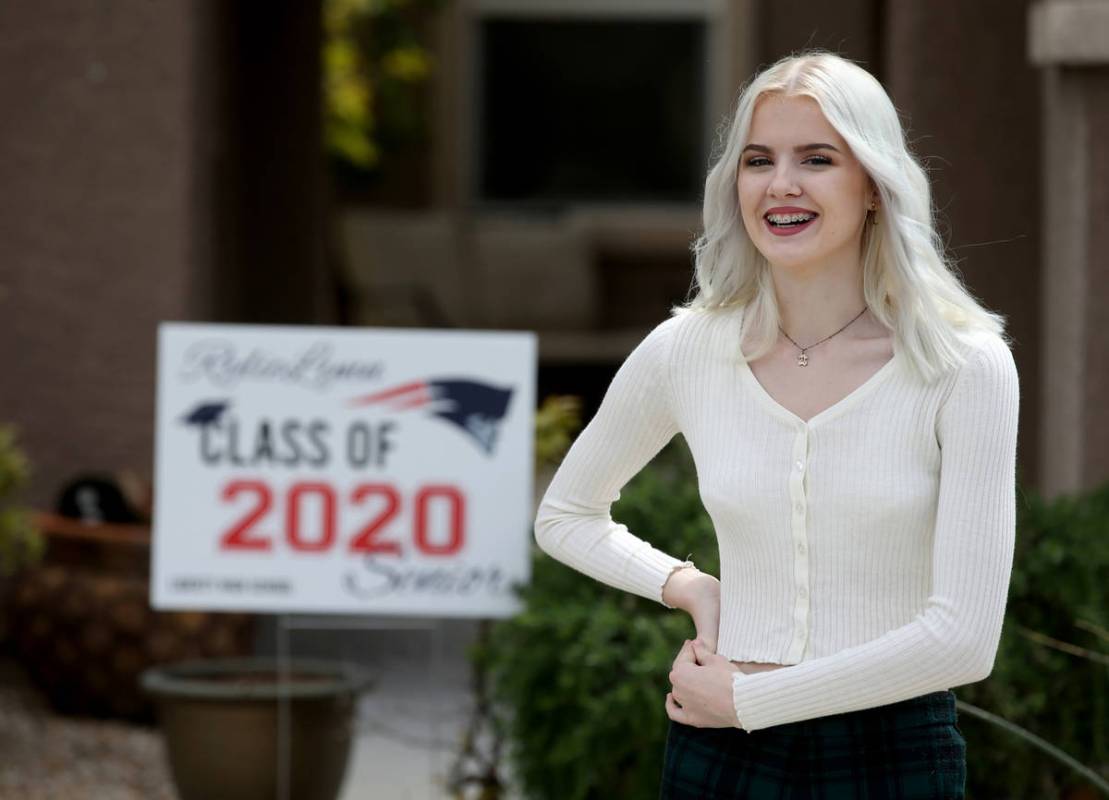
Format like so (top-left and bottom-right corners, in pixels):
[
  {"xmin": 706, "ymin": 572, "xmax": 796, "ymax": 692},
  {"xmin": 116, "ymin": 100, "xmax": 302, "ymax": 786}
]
[{"xmin": 533, "ymin": 50, "xmax": 1019, "ymax": 799}]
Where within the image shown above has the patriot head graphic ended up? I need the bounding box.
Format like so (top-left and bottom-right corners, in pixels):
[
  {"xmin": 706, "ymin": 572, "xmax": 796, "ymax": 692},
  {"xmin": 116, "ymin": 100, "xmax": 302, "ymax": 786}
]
[{"xmin": 348, "ymin": 378, "xmax": 514, "ymax": 455}]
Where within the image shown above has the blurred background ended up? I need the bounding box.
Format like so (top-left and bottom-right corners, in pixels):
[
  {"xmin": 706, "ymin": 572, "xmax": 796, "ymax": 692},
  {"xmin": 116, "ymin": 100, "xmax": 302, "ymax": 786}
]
[{"xmin": 0, "ymin": 0, "xmax": 1106, "ymax": 798}]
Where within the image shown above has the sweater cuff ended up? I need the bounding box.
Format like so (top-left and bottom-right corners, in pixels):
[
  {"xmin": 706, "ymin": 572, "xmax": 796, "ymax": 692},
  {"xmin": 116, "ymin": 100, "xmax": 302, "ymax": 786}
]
[{"xmin": 731, "ymin": 671, "xmax": 754, "ymax": 733}]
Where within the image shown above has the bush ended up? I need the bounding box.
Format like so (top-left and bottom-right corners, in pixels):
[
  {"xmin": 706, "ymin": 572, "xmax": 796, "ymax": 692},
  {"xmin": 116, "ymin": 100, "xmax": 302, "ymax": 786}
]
[
  {"xmin": 473, "ymin": 428, "xmax": 713, "ymax": 800},
  {"xmin": 0, "ymin": 424, "xmax": 42, "ymax": 649},
  {"xmin": 958, "ymin": 481, "xmax": 1108, "ymax": 799},
  {"xmin": 0, "ymin": 425, "xmax": 41, "ymax": 577}
]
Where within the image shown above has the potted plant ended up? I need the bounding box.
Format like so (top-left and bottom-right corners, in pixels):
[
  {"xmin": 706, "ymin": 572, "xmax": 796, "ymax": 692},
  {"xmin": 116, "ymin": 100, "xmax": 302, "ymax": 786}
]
[
  {"xmin": 142, "ymin": 656, "xmax": 374, "ymax": 800},
  {"xmin": 4, "ymin": 466, "xmax": 257, "ymax": 720}
]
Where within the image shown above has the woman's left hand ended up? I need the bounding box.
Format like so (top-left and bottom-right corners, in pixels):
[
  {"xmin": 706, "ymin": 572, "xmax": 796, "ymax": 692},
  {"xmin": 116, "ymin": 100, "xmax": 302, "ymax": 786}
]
[{"xmin": 666, "ymin": 639, "xmax": 743, "ymax": 729}]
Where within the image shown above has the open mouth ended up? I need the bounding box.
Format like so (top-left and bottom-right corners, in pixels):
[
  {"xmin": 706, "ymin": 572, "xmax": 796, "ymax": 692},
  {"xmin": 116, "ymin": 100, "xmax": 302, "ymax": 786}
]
[
  {"xmin": 765, "ymin": 212, "xmax": 818, "ymax": 227},
  {"xmin": 764, "ymin": 212, "xmax": 818, "ymax": 236}
]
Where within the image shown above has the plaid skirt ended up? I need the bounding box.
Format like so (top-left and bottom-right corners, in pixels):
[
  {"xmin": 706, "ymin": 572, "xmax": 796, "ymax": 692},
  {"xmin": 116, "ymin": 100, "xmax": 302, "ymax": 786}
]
[{"xmin": 659, "ymin": 690, "xmax": 966, "ymax": 799}]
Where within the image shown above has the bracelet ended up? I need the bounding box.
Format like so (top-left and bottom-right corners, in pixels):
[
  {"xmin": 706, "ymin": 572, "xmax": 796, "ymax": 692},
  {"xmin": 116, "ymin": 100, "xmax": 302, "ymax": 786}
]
[
  {"xmin": 670, "ymin": 559, "xmax": 696, "ymax": 575},
  {"xmin": 668, "ymin": 553, "xmax": 696, "ymax": 579}
]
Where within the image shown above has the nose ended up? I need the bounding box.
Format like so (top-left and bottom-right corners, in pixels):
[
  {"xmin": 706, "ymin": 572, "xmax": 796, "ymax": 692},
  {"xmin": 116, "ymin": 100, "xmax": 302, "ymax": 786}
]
[{"xmin": 768, "ymin": 162, "xmax": 801, "ymax": 198}]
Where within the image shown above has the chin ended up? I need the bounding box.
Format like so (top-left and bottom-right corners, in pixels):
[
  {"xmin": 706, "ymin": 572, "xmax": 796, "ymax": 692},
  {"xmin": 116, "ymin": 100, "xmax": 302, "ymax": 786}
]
[{"xmin": 758, "ymin": 243, "xmax": 819, "ymax": 267}]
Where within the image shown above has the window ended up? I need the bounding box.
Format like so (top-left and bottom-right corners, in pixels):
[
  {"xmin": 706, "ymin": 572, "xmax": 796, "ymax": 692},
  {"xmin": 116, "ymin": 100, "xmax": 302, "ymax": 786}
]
[{"xmin": 473, "ymin": 11, "xmax": 710, "ymax": 208}]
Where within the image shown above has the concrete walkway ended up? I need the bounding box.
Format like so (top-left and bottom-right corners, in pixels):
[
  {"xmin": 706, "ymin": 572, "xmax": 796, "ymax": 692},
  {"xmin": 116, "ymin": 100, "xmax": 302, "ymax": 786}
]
[
  {"xmin": 339, "ymin": 670, "xmax": 517, "ymax": 800},
  {"xmin": 261, "ymin": 616, "xmax": 522, "ymax": 800}
]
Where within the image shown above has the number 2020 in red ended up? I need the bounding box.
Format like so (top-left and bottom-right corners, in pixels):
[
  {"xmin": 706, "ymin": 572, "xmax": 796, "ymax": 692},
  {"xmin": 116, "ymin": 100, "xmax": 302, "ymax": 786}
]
[{"xmin": 218, "ymin": 480, "xmax": 465, "ymax": 557}]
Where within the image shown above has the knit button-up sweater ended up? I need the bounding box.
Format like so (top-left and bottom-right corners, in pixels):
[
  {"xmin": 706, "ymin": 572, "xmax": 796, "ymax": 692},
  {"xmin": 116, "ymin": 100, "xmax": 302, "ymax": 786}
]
[{"xmin": 533, "ymin": 304, "xmax": 1020, "ymax": 732}]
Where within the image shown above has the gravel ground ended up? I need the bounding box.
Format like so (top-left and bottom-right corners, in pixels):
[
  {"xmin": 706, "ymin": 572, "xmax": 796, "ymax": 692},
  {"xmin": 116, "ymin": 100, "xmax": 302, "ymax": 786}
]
[{"xmin": 0, "ymin": 658, "xmax": 177, "ymax": 800}]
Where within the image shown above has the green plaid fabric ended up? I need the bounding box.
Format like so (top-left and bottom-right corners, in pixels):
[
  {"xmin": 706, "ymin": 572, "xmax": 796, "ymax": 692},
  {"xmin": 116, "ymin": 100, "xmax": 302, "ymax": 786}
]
[{"xmin": 659, "ymin": 690, "xmax": 966, "ymax": 799}]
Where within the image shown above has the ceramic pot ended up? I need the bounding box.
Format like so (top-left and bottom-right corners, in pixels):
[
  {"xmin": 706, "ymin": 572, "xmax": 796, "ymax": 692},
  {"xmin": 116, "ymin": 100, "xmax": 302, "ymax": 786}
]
[{"xmin": 142, "ymin": 657, "xmax": 373, "ymax": 800}]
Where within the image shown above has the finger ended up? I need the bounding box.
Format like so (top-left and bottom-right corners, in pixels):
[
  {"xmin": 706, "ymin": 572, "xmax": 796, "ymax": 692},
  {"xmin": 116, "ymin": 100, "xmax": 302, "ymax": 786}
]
[
  {"xmin": 693, "ymin": 636, "xmax": 718, "ymax": 654},
  {"xmin": 695, "ymin": 642, "xmax": 723, "ymax": 665},
  {"xmin": 673, "ymin": 639, "xmax": 696, "ymax": 664},
  {"xmin": 669, "ymin": 692, "xmax": 698, "ymax": 727},
  {"xmin": 665, "ymin": 691, "xmax": 691, "ymax": 725},
  {"xmin": 691, "ymin": 640, "xmax": 723, "ymax": 666},
  {"xmin": 670, "ymin": 641, "xmax": 695, "ymax": 678}
]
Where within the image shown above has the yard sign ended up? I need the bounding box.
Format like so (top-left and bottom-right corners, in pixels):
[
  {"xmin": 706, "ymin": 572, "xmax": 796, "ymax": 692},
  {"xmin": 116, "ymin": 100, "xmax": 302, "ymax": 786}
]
[{"xmin": 151, "ymin": 323, "xmax": 535, "ymax": 617}]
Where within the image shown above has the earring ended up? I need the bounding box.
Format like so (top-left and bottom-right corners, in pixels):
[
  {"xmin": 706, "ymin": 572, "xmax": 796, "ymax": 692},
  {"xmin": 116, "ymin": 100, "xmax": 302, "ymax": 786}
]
[{"xmin": 868, "ymin": 204, "xmax": 879, "ymax": 225}]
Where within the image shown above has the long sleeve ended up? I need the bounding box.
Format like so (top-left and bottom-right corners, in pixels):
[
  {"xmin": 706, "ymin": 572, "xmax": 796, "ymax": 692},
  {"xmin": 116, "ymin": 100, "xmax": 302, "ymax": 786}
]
[
  {"xmin": 731, "ymin": 335, "xmax": 1020, "ymax": 732},
  {"xmin": 533, "ymin": 315, "xmax": 689, "ymax": 607}
]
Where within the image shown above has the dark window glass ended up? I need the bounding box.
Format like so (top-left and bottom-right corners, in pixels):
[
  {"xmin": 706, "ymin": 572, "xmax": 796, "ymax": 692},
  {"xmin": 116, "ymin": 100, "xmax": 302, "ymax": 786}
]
[{"xmin": 477, "ymin": 18, "xmax": 706, "ymax": 207}]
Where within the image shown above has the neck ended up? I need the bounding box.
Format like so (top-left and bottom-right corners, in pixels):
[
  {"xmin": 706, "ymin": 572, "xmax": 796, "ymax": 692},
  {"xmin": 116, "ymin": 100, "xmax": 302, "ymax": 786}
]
[{"xmin": 770, "ymin": 261, "xmax": 869, "ymax": 345}]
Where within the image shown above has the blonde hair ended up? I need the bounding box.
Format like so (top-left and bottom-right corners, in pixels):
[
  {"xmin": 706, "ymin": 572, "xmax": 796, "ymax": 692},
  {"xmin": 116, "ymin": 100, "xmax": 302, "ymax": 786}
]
[{"xmin": 674, "ymin": 49, "xmax": 1008, "ymax": 383}]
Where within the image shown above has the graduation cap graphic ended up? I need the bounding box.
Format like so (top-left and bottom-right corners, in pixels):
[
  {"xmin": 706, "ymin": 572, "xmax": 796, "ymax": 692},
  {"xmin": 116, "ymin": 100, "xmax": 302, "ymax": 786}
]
[
  {"xmin": 181, "ymin": 400, "xmax": 231, "ymax": 427},
  {"xmin": 348, "ymin": 379, "xmax": 513, "ymax": 455}
]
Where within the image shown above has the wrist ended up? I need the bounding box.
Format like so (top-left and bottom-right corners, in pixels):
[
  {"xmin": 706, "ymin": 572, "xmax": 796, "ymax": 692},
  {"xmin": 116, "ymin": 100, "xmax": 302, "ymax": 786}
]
[{"xmin": 661, "ymin": 564, "xmax": 717, "ymax": 610}]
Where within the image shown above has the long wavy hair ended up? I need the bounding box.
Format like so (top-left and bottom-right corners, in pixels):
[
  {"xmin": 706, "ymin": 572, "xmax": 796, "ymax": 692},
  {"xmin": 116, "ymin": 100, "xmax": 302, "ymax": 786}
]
[{"xmin": 673, "ymin": 49, "xmax": 1008, "ymax": 383}]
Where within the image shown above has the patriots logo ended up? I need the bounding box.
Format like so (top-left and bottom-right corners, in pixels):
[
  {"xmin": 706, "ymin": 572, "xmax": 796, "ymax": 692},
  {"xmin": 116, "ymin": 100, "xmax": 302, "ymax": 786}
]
[{"xmin": 348, "ymin": 379, "xmax": 514, "ymax": 455}]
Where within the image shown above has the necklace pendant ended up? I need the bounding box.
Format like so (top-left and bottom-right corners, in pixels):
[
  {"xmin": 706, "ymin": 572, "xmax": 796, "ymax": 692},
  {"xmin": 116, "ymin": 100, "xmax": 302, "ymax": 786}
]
[{"xmin": 797, "ymin": 352, "xmax": 809, "ymax": 367}]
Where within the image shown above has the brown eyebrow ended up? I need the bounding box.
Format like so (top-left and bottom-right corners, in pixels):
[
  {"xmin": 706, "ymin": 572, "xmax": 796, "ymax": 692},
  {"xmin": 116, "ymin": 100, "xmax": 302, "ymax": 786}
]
[{"xmin": 741, "ymin": 143, "xmax": 841, "ymax": 155}]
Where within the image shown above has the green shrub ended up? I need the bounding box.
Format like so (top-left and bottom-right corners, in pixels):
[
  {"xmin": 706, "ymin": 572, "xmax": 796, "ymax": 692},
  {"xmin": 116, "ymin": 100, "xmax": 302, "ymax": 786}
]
[
  {"xmin": 0, "ymin": 425, "xmax": 40, "ymax": 577},
  {"xmin": 958, "ymin": 481, "xmax": 1108, "ymax": 799}
]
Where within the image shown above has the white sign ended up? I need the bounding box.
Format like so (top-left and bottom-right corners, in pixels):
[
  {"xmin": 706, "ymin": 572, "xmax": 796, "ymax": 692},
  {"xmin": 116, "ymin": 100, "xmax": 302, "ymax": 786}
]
[{"xmin": 152, "ymin": 323, "xmax": 536, "ymax": 617}]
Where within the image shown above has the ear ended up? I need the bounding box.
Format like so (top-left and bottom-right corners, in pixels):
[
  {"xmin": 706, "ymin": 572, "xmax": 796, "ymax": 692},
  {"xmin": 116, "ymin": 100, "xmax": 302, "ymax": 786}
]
[{"xmin": 868, "ymin": 179, "xmax": 880, "ymax": 208}]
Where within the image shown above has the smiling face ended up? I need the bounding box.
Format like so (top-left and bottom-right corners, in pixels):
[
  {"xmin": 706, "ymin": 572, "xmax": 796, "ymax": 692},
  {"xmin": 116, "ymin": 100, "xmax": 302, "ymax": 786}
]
[{"xmin": 737, "ymin": 93, "xmax": 877, "ymax": 275}]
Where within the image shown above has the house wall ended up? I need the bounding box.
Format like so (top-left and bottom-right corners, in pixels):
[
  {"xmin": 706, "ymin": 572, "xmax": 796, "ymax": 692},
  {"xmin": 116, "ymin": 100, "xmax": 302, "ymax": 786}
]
[{"xmin": 0, "ymin": 0, "xmax": 204, "ymax": 507}]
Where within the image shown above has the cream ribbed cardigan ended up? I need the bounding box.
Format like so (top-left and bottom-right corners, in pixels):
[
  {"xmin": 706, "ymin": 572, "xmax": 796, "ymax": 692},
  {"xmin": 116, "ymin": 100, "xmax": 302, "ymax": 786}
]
[{"xmin": 533, "ymin": 304, "xmax": 1020, "ymax": 732}]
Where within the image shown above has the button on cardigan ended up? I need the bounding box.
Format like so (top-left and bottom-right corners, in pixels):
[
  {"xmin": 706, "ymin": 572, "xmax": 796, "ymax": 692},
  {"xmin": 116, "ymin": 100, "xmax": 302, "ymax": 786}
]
[{"xmin": 532, "ymin": 304, "xmax": 1020, "ymax": 732}]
